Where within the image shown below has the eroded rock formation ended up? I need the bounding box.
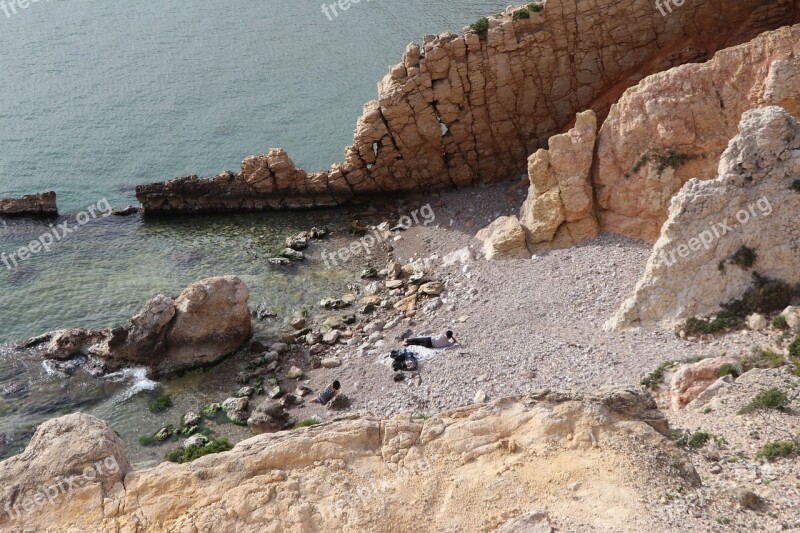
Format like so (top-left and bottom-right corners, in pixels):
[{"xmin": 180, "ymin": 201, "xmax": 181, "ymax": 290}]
[
  {"xmin": 608, "ymin": 106, "xmax": 800, "ymax": 329},
  {"xmin": 0, "ymin": 387, "xmax": 692, "ymax": 532},
  {"xmin": 520, "ymin": 109, "xmax": 599, "ymax": 249},
  {"xmin": 22, "ymin": 276, "xmax": 251, "ymax": 375},
  {"xmin": 0, "ymin": 192, "xmax": 57, "ymax": 216},
  {"xmin": 136, "ymin": 1, "xmax": 800, "ymax": 213},
  {"xmin": 594, "ymin": 24, "xmax": 800, "ymax": 241},
  {"xmin": 480, "ymin": 24, "xmax": 800, "ymax": 255}
]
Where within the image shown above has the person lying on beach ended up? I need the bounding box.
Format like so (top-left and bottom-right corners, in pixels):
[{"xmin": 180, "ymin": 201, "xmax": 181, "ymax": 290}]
[
  {"xmin": 312, "ymin": 380, "xmax": 340, "ymax": 405},
  {"xmin": 403, "ymin": 330, "xmax": 457, "ymax": 349}
]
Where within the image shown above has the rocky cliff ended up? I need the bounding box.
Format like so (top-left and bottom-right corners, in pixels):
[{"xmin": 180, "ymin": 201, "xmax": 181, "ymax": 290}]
[
  {"xmin": 594, "ymin": 24, "xmax": 800, "ymax": 242},
  {"xmin": 608, "ymin": 106, "xmax": 800, "ymax": 328},
  {"xmin": 136, "ymin": 0, "xmax": 800, "ymax": 213},
  {"xmin": 0, "ymin": 388, "xmax": 696, "ymax": 532},
  {"xmin": 477, "ymin": 24, "xmax": 800, "ymax": 258}
]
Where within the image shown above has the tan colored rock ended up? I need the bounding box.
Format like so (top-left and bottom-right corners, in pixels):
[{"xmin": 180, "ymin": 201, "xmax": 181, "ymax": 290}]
[
  {"xmin": 780, "ymin": 306, "xmax": 800, "ymax": 330},
  {"xmin": 609, "ymin": 107, "xmax": 800, "ymax": 329},
  {"xmin": 520, "ymin": 110, "xmax": 599, "ymax": 248},
  {"xmin": 0, "ymin": 388, "xmax": 686, "ymax": 532},
  {"xmin": 476, "ymin": 215, "xmax": 529, "ymax": 259},
  {"xmin": 138, "ymin": 4, "xmax": 800, "ymax": 214},
  {"xmin": 670, "ymin": 357, "xmax": 740, "ymax": 410},
  {"xmin": 164, "ymin": 276, "xmax": 251, "ymax": 371},
  {"xmin": 0, "ymin": 413, "xmax": 130, "ymax": 525},
  {"xmin": 595, "ymin": 25, "xmax": 800, "ymax": 242}
]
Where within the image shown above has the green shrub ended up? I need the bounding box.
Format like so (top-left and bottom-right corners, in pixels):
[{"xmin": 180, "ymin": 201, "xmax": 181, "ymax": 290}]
[
  {"xmin": 512, "ymin": 9, "xmax": 530, "ymax": 20},
  {"xmin": 731, "ymin": 246, "xmax": 757, "ymax": 269},
  {"xmin": 653, "ymin": 151, "xmax": 690, "ymax": 171},
  {"xmin": 772, "ymin": 315, "xmax": 789, "ymax": 331},
  {"xmin": 682, "ymin": 312, "xmax": 742, "ymax": 336},
  {"xmin": 293, "ymin": 418, "xmax": 320, "ymax": 429},
  {"xmin": 138, "ymin": 436, "xmax": 160, "ymax": 447},
  {"xmin": 721, "ymin": 274, "xmax": 794, "ymax": 317},
  {"xmin": 686, "ymin": 274, "xmax": 798, "ymax": 337},
  {"xmin": 469, "ymin": 17, "xmax": 489, "ymax": 37},
  {"xmin": 165, "ymin": 438, "xmax": 233, "ymax": 464},
  {"xmin": 672, "ymin": 430, "xmax": 713, "ymax": 448},
  {"xmin": 756, "ymin": 441, "xmax": 796, "ymax": 460},
  {"xmin": 688, "ymin": 432, "xmax": 711, "ymax": 449},
  {"xmin": 739, "ymin": 388, "xmax": 789, "ymax": 414},
  {"xmin": 641, "ymin": 361, "xmax": 676, "ymax": 389},
  {"xmin": 789, "ymin": 334, "xmax": 800, "ymax": 358},
  {"xmin": 149, "ymin": 394, "xmax": 173, "ymax": 414},
  {"xmin": 717, "ymin": 363, "xmax": 740, "ymax": 379},
  {"xmin": 746, "ymin": 349, "xmax": 785, "ymax": 369},
  {"xmin": 527, "ymin": 2, "xmax": 543, "ymax": 12}
]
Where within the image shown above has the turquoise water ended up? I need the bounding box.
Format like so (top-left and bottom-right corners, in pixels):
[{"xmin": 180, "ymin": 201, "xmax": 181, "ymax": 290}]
[
  {"xmin": 0, "ymin": 0, "xmax": 502, "ymax": 211},
  {"xmin": 0, "ymin": 0, "xmax": 504, "ymax": 464}
]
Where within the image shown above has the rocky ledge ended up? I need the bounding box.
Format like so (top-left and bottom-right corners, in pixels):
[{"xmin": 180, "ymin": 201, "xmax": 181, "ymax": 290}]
[
  {"xmin": 0, "ymin": 387, "xmax": 699, "ymax": 532},
  {"xmin": 135, "ymin": 0, "xmax": 800, "ymax": 214},
  {"xmin": 20, "ymin": 276, "xmax": 252, "ymax": 376},
  {"xmin": 0, "ymin": 192, "xmax": 58, "ymax": 216}
]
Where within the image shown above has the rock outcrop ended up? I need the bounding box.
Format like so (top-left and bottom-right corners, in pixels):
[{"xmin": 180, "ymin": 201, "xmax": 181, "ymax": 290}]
[
  {"xmin": 594, "ymin": 24, "xmax": 800, "ymax": 242},
  {"xmin": 0, "ymin": 414, "xmax": 130, "ymax": 526},
  {"xmin": 22, "ymin": 276, "xmax": 251, "ymax": 375},
  {"xmin": 475, "ymin": 215, "xmax": 529, "ymax": 259},
  {"xmin": 519, "ymin": 109, "xmax": 599, "ymax": 249},
  {"xmin": 0, "ymin": 387, "xmax": 692, "ymax": 532},
  {"xmin": 0, "ymin": 192, "xmax": 57, "ymax": 216},
  {"xmin": 478, "ymin": 24, "xmax": 800, "ymax": 255},
  {"xmin": 670, "ymin": 356, "xmax": 740, "ymax": 410},
  {"xmin": 608, "ymin": 107, "xmax": 800, "ymax": 329},
  {"xmin": 136, "ymin": 1, "xmax": 800, "ymax": 213},
  {"xmin": 164, "ymin": 276, "xmax": 252, "ymax": 365}
]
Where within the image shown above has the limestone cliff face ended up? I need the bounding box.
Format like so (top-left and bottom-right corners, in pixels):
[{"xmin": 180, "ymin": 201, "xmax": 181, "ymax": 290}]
[
  {"xmin": 608, "ymin": 107, "xmax": 800, "ymax": 329},
  {"xmin": 594, "ymin": 24, "xmax": 800, "ymax": 242},
  {"xmin": 0, "ymin": 388, "xmax": 687, "ymax": 532},
  {"xmin": 136, "ymin": 0, "xmax": 800, "ymax": 213},
  {"xmin": 480, "ymin": 24, "xmax": 800, "ymax": 256}
]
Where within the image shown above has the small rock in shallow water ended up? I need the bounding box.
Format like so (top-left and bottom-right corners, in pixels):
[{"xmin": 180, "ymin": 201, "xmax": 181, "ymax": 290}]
[
  {"xmin": 183, "ymin": 412, "xmax": 201, "ymax": 427},
  {"xmin": 183, "ymin": 434, "xmax": 208, "ymax": 449},
  {"xmin": 236, "ymin": 386, "xmax": 255, "ymax": 398}
]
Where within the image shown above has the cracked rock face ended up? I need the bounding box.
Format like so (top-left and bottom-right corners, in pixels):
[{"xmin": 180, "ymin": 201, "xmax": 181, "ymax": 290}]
[
  {"xmin": 608, "ymin": 106, "xmax": 800, "ymax": 329},
  {"xmin": 0, "ymin": 388, "xmax": 688, "ymax": 532},
  {"xmin": 519, "ymin": 109, "xmax": 599, "ymax": 250},
  {"xmin": 594, "ymin": 24, "xmax": 800, "ymax": 242},
  {"xmin": 136, "ymin": 1, "xmax": 800, "ymax": 213}
]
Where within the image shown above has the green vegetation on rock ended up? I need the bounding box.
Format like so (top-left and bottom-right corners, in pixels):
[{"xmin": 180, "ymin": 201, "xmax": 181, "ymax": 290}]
[{"xmin": 165, "ymin": 437, "xmax": 233, "ymax": 464}]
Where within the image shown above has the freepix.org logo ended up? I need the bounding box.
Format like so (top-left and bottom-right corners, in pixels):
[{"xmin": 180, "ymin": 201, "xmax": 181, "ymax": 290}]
[{"xmin": 1, "ymin": 0, "xmax": 54, "ymax": 19}]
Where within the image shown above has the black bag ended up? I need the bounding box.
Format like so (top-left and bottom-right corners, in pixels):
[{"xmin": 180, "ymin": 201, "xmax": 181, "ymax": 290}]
[{"xmin": 391, "ymin": 349, "xmax": 418, "ymax": 372}]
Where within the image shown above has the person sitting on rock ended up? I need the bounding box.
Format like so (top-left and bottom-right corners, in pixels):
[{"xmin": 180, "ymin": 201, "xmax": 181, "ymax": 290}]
[
  {"xmin": 312, "ymin": 380, "xmax": 340, "ymax": 405},
  {"xmin": 403, "ymin": 330, "xmax": 457, "ymax": 349}
]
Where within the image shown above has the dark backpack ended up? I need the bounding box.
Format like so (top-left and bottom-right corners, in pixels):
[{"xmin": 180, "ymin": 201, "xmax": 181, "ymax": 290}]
[{"xmin": 391, "ymin": 349, "xmax": 418, "ymax": 371}]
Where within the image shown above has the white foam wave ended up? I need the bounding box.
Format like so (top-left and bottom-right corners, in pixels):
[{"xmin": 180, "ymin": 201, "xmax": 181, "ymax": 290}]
[{"xmin": 104, "ymin": 367, "xmax": 159, "ymax": 404}]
